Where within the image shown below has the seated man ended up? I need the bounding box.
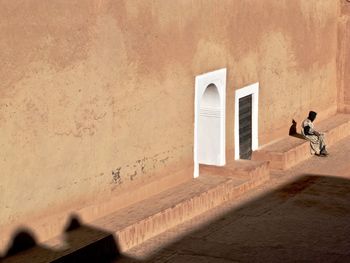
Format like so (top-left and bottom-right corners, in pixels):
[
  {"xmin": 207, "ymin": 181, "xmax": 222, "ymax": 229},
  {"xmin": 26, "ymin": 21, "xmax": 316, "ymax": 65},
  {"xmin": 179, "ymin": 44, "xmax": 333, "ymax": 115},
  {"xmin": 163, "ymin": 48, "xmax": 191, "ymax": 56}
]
[{"xmin": 301, "ymin": 111, "xmax": 328, "ymax": 156}]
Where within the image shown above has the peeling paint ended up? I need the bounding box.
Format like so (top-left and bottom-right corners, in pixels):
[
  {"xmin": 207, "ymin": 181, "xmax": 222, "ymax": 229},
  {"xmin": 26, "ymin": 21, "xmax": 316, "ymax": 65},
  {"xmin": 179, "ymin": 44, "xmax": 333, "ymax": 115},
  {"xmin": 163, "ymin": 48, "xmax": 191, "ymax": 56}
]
[
  {"xmin": 112, "ymin": 149, "xmax": 179, "ymax": 185},
  {"xmin": 112, "ymin": 168, "xmax": 122, "ymax": 184},
  {"xmin": 129, "ymin": 171, "xmax": 137, "ymax": 181}
]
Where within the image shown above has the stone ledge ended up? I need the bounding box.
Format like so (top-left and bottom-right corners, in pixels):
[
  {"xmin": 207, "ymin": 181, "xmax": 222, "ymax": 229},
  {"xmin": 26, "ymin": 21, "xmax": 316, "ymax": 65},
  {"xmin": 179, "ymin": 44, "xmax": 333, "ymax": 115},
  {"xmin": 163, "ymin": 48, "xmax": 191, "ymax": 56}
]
[
  {"xmin": 1, "ymin": 162, "xmax": 270, "ymax": 261},
  {"xmin": 252, "ymin": 114, "xmax": 350, "ymax": 170},
  {"xmin": 0, "ymin": 163, "xmax": 193, "ymax": 254},
  {"xmin": 92, "ymin": 160, "xmax": 269, "ymax": 252}
]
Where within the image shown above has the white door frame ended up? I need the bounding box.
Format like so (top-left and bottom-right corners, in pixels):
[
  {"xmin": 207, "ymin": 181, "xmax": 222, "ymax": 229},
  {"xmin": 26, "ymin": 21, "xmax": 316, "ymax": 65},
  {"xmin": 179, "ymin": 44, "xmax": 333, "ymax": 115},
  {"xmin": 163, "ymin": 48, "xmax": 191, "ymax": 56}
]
[
  {"xmin": 234, "ymin": 82, "xmax": 259, "ymax": 160},
  {"xmin": 194, "ymin": 68, "xmax": 226, "ymax": 178}
]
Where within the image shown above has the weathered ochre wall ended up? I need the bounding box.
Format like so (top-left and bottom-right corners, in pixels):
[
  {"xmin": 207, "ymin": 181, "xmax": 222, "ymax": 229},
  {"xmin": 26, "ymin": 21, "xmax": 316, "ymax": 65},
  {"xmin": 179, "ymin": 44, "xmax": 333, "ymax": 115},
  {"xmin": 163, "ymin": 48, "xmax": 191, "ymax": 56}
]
[
  {"xmin": 0, "ymin": 0, "xmax": 339, "ymax": 247},
  {"xmin": 338, "ymin": 0, "xmax": 350, "ymax": 112}
]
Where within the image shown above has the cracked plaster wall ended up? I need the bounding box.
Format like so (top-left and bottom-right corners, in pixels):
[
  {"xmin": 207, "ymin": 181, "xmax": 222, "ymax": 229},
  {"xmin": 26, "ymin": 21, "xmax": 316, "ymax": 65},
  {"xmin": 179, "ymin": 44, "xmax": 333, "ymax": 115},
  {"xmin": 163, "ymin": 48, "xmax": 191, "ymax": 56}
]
[{"xmin": 0, "ymin": 0, "xmax": 340, "ymax": 242}]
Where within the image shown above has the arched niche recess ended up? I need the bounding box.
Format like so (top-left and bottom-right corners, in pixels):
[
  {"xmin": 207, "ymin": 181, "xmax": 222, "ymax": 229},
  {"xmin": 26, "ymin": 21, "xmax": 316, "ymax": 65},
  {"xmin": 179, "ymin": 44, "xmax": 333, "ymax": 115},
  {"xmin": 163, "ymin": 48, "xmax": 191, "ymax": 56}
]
[{"xmin": 194, "ymin": 68, "xmax": 226, "ymax": 178}]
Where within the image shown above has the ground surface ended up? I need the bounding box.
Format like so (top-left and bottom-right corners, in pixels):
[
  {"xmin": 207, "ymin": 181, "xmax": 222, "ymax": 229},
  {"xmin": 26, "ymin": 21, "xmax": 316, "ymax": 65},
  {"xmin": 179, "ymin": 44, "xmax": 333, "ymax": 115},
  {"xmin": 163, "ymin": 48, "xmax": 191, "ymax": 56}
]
[{"xmin": 116, "ymin": 136, "xmax": 350, "ymax": 263}]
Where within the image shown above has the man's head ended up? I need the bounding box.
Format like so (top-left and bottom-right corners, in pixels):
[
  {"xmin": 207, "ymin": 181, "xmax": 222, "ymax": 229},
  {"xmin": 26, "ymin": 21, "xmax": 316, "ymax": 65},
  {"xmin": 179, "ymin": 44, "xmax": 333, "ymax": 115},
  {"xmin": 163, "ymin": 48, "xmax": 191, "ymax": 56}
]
[{"xmin": 308, "ymin": 111, "xmax": 317, "ymax": 122}]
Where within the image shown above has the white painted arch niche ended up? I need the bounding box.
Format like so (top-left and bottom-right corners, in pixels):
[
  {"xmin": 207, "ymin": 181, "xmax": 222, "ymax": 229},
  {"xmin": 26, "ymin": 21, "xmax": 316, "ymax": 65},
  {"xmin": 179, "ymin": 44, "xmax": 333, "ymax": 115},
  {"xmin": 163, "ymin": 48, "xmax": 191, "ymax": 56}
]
[{"xmin": 194, "ymin": 68, "xmax": 226, "ymax": 178}]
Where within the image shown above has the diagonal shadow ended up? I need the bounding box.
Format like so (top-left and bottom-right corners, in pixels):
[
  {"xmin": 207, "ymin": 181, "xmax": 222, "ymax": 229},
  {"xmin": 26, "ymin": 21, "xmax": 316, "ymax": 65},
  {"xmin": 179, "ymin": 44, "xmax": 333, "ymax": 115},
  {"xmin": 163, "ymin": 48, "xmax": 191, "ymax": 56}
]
[
  {"xmin": 0, "ymin": 215, "xmax": 134, "ymax": 263},
  {"xmin": 119, "ymin": 175, "xmax": 350, "ymax": 263},
  {"xmin": 3, "ymin": 175, "xmax": 350, "ymax": 262}
]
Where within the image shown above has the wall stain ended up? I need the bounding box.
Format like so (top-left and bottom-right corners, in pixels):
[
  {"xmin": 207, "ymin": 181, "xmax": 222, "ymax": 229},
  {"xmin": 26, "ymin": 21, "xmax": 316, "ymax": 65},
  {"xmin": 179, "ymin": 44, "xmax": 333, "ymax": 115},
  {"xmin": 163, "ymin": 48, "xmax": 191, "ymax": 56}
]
[
  {"xmin": 54, "ymin": 111, "xmax": 108, "ymax": 138},
  {"xmin": 159, "ymin": 157, "xmax": 169, "ymax": 164},
  {"xmin": 112, "ymin": 167, "xmax": 122, "ymax": 184},
  {"xmin": 129, "ymin": 171, "xmax": 137, "ymax": 181},
  {"xmin": 111, "ymin": 147, "xmax": 182, "ymax": 185}
]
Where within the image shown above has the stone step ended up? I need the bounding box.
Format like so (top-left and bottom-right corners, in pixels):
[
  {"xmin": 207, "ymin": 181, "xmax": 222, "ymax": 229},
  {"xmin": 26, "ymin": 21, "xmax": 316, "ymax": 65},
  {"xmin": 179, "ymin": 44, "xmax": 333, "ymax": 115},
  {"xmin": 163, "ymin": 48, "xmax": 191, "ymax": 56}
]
[
  {"xmin": 1, "ymin": 160, "xmax": 269, "ymax": 262},
  {"xmin": 0, "ymin": 164, "xmax": 194, "ymax": 256},
  {"xmin": 92, "ymin": 160, "xmax": 269, "ymax": 252},
  {"xmin": 252, "ymin": 114, "xmax": 350, "ymax": 170}
]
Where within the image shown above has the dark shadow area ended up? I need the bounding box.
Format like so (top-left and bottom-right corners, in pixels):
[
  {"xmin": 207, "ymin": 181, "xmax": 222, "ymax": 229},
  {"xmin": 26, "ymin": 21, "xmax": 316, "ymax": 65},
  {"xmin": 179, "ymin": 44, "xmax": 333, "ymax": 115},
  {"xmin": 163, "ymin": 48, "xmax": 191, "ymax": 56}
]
[
  {"xmin": 3, "ymin": 175, "xmax": 350, "ymax": 262},
  {"xmin": 1, "ymin": 215, "xmax": 133, "ymax": 263},
  {"xmin": 118, "ymin": 175, "xmax": 350, "ymax": 263},
  {"xmin": 4, "ymin": 228, "xmax": 37, "ymax": 258},
  {"xmin": 289, "ymin": 119, "xmax": 305, "ymax": 140},
  {"xmin": 64, "ymin": 215, "xmax": 82, "ymax": 232},
  {"xmin": 289, "ymin": 119, "xmax": 297, "ymax": 135}
]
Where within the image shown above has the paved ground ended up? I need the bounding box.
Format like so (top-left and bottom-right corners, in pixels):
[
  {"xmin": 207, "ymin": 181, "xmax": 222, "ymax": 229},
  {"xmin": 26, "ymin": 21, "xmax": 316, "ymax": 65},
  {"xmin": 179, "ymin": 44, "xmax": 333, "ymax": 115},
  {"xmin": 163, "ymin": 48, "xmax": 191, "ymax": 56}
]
[{"xmin": 115, "ymin": 136, "xmax": 350, "ymax": 263}]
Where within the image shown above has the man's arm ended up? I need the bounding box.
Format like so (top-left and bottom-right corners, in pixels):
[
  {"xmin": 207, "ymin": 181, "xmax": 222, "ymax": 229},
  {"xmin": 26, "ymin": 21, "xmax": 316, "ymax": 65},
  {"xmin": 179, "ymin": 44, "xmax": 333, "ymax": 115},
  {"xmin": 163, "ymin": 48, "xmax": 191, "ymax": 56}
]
[
  {"xmin": 304, "ymin": 126, "xmax": 321, "ymax": 136},
  {"xmin": 313, "ymin": 130, "xmax": 321, "ymax": 136}
]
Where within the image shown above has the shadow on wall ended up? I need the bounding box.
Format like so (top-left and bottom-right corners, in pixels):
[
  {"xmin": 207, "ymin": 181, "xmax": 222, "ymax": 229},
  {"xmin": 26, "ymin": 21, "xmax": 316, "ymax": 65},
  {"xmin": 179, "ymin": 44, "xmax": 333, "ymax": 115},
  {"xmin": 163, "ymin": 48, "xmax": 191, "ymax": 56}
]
[
  {"xmin": 0, "ymin": 215, "xmax": 131, "ymax": 263},
  {"xmin": 289, "ymin": 119, "xmax": 305, "ymax": 140},
  {"xmin": 128, "ymin": 174, "xmax": 350, "ymax": 262},
  {"xmin": 3, "ymin": 175, "xmax": 350, "ymax": 262}
]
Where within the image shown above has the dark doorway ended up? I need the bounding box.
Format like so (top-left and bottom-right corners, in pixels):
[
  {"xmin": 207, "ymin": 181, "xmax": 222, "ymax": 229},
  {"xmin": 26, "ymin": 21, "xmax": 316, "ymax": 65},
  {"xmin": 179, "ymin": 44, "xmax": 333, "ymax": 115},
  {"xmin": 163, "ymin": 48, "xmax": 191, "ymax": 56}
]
[{"xmin": 239, "ymin": 94, "xmax": 252, "ymax": 159}]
